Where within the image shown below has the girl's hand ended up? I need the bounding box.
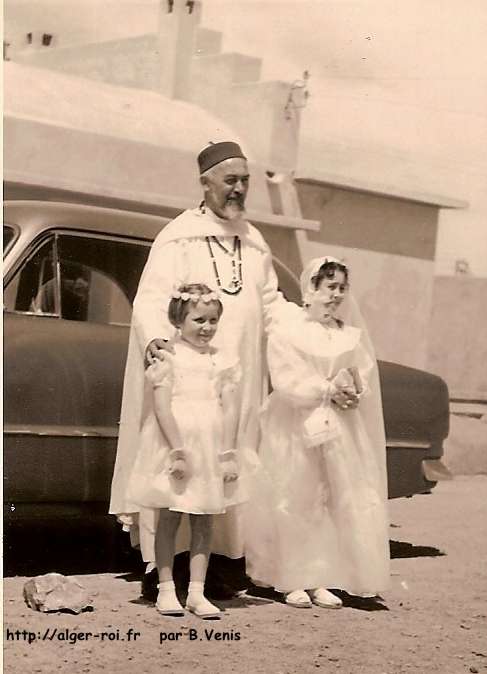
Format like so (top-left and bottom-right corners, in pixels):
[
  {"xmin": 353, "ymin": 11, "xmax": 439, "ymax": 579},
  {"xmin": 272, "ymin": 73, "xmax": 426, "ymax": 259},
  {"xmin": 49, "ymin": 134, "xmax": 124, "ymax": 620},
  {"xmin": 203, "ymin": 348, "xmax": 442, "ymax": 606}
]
[
  {"xmin": 219, "ymin": 450, "xmax": 239, "ymax": 483},
  {"xmin": 170, "ymin": 459, "xmax": 186, "ymax": 480},
  {"xmin": 340, "ymin": 393, "xmax": 360, "ymax": 410},
  {"xmin": 330, "ymin": 379, "xmax": 359, "ymax": 410},
  {"xmin": 223, "ymin": 460, "xmax": 239, "ymax": 483},
  {"xmin": 168, "ymin": 448, "xmax": 187, "ymax": 480}
]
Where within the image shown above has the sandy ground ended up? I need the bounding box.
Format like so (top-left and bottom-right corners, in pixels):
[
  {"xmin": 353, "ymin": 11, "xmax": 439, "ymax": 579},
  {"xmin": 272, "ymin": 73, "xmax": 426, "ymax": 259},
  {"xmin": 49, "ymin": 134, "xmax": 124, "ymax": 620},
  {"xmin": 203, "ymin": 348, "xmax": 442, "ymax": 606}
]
[{"xmin": 3, "ymin": 476, "xmax": 487, "ymax": 674}]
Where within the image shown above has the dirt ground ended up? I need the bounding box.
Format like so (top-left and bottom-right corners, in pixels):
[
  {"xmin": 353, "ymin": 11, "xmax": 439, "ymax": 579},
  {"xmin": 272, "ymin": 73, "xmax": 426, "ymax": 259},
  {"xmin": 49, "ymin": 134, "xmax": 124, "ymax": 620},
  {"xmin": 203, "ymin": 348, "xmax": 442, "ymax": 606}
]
[{"xmin": 3, "ymin": 476, "xmax": 487, "ymax": 674}]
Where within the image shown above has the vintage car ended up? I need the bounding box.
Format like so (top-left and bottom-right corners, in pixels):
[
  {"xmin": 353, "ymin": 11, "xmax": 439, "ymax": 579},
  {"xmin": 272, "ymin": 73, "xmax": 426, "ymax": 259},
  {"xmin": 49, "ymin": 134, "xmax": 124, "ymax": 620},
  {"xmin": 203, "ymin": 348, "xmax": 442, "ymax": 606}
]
[{"xmin": 4, "ymin": 200, "xmax": 451, "ymax": 527}]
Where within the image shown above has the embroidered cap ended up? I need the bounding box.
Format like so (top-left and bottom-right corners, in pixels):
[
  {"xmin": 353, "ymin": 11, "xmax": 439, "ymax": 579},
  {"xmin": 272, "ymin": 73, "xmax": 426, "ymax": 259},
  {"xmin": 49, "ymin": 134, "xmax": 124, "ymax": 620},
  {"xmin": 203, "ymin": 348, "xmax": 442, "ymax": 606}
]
[{"xmin": 197, "ymin": 141, "xmax": 247, "ymax": 174}]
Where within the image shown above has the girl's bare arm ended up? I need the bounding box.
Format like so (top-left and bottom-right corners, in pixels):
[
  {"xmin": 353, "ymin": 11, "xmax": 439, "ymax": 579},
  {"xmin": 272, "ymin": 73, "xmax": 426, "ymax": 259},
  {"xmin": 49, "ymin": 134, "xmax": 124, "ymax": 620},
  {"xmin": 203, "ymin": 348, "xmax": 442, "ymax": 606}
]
[
  {"xmin": 153, "ymin": 385, "xmax": 184, "ymax": 450},
  {"xmin": 147, "ymin": 360, "xmax": 187, "ymax": 479}
]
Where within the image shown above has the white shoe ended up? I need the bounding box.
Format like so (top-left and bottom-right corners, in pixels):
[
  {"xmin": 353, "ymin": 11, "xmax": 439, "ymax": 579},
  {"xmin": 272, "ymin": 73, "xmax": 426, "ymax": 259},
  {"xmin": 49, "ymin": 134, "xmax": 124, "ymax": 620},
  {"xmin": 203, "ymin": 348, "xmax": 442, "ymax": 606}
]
[
  {"xmin": 285, "ymin": 589, "xmax": 312, "ymax": 608},
  {"xmin": 309, "ymin": 587, "xmax": 343, "ymax": 609},
  {"xmin": 155, "ymin": 589, "xmax": 185, "ymax": 616},
  {"xmin": 185, "ymin": 594, "xmax": 221, "ymax": 619}
]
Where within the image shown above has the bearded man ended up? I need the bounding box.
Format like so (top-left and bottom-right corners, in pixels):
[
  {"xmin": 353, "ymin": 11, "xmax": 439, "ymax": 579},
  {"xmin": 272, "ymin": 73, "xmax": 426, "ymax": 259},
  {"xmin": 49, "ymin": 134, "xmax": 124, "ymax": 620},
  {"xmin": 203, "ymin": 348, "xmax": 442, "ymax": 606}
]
[{"xmin": 109, "ymin": 141, "xmax": 305, "ymax": 588}]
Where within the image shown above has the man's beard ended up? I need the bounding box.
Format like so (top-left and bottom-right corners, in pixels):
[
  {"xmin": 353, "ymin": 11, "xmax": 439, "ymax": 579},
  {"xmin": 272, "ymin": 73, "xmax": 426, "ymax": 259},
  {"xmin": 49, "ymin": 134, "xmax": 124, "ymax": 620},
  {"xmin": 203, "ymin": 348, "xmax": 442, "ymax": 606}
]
[{"xmin": 222, "ymin": 199, "xmax": 245, "ymax": 221}]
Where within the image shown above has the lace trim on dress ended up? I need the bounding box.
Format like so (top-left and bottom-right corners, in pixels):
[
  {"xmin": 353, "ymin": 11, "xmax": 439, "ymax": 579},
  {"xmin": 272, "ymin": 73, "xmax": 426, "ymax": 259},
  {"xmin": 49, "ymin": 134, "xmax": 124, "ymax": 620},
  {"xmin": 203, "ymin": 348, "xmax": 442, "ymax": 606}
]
[{"xmin": 145, "ymin": 359, "xmax": 174, "ymax": 389}]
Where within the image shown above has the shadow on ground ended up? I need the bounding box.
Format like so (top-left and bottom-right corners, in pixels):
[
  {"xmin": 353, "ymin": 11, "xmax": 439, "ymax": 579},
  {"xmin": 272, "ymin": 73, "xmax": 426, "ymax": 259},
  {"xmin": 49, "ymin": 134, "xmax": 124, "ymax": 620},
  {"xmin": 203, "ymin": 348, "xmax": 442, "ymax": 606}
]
[
  {"xmin": 245, "ymin": 584, "xmax": 388, "ymax": 611},
  {"xmin": 4, "ymin": 518, "xmax": 444, "ymax": 615},
  {"xmin": 389, "ymin": 540, "xmax": 445, "ymax": 559},
  {"xmin": 3, "ymin": 516, "xmax": 142, "ymax": 577}
]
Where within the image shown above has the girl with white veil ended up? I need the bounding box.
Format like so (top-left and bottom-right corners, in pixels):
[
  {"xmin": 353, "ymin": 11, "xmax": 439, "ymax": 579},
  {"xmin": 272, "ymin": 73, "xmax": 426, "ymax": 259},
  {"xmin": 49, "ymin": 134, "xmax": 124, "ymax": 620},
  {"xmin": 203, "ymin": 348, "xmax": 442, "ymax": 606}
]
[{"xmin": 245, "ymin": 257, "xmax": 390, "ymax": 608}]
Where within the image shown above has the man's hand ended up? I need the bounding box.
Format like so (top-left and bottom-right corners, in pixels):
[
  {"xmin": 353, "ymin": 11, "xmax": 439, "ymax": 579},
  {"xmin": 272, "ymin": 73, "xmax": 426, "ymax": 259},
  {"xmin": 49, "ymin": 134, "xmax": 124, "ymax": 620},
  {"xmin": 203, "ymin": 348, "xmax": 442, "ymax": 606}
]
[{"xmin": 144, "ymin": 338, "xmax": 174, "ymax": 368}]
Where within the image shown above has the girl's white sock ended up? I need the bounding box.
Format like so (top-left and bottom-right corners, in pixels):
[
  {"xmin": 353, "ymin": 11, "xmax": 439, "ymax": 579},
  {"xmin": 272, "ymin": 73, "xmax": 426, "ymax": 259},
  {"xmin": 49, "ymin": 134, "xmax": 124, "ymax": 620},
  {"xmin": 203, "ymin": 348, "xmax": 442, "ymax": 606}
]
[
  {"xmin": 155, "ymin": 580, "xmax": 184, "ymax": 614},
  {"xmin": 186, "ymin": 581, "xmax": 220, "ymax": 617},
  {"xmin": 158, "ymin": 580, "xmax": 177, "ymax": 593},
  {"xmin": 187, "ymin": 581, "xmax": 205, "ymax": 596}
]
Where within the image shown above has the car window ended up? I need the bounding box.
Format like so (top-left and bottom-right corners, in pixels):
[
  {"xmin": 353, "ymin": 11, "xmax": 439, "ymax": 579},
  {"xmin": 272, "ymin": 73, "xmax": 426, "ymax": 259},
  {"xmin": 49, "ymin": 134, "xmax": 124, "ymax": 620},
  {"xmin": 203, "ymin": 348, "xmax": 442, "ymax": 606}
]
[
  {"xmin": 57, "ymin": 234, "xmax": 149, "ymax": 324},
  {"xmin": 3, "ymin": 224, "xmax": 18, "ymax": 254},
  {"xmin": 4, "ymin": 231, "xmax": 150, "ymax": 325},
  {"xmin": 4, "ymin": 236, "xmax": 58, "ymax": 315}
]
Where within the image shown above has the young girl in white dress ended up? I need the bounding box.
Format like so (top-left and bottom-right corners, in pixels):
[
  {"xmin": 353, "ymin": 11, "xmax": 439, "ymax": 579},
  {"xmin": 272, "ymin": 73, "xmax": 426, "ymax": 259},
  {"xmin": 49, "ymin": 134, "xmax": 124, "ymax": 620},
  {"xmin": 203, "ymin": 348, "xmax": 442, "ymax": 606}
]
[
  {"xmin": 126, "ymin": 283, "xmax": 244, "ymax": 619},
  {"xmin": 246, "ymin": 257, "xmax": 390, "ymax": 609}
]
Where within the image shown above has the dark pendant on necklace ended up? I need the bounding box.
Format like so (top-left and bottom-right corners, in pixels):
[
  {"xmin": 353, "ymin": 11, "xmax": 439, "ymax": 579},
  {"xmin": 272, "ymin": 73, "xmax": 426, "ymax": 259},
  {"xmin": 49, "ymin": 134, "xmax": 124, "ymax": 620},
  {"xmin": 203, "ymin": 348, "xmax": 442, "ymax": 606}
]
[{"xmin": 206, "ymin": 236, "xmax": 243, "ymax": 295}]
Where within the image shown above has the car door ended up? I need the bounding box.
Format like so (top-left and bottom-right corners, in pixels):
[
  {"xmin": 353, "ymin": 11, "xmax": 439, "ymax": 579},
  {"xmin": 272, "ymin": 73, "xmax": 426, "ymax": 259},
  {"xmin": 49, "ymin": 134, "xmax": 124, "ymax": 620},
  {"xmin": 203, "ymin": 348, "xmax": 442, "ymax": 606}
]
[{"xmin": 4, "ymin": 229, "xmax": 150, "ymax": 510}]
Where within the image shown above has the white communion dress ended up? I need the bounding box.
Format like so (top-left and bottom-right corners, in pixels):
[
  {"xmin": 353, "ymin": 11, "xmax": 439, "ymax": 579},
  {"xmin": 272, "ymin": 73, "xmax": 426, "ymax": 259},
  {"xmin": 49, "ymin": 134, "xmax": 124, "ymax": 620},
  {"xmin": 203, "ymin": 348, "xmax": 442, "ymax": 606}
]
[
  {"xmin": 245, "ymin": 312, "xmax": 390, "ymax": 596},
  {"xmin": 126, "ymin": 340, "xmax": 253, "ymax": 519}
]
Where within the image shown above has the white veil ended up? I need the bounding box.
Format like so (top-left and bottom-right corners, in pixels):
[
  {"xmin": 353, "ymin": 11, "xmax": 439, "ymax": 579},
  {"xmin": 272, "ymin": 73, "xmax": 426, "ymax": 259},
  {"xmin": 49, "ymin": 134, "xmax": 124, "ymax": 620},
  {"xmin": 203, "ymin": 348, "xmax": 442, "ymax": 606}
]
[
  {"xmin": 245, "ymin": 256, "xmax": 390, "ymax": 594},
  {"xmin": 299, "ymin": 256, "xmax": 388, "ymax": 499}
]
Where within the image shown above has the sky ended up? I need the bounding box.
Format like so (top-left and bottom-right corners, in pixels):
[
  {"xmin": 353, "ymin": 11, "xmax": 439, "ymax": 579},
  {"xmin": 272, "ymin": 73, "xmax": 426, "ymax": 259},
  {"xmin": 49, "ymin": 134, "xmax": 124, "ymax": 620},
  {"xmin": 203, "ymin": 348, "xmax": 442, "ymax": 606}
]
[
  {"xmin": 5, "ymin": 0, "xmax": 487, "ymax": 274},
  {"xmin": 201, "ymin": 0, "xmax": 487, "ymax": 177}
]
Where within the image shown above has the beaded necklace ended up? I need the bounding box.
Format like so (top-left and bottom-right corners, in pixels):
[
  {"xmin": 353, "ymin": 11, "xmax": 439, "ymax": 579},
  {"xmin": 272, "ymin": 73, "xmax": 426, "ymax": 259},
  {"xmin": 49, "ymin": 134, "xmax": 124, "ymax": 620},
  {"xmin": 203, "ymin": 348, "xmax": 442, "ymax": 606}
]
[
  {"xmin": 199, "ymin": 201, "xmax": 243, "ymax": 295},
  {"xmin": 206, "ymin": 235, "xmax": 243, "ymax": 295}
]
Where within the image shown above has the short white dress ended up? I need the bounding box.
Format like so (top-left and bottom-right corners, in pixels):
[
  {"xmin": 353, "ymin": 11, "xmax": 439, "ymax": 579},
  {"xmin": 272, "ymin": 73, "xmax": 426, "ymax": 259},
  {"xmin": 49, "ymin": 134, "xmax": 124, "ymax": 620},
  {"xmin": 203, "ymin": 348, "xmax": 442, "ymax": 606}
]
[
  {"xmin": 126, "ymin": 340, "xmax": 249, "ymax": 515},
  {"xmin": 245, "ymin": 316, "xmax": 390, "ymax": 596}
]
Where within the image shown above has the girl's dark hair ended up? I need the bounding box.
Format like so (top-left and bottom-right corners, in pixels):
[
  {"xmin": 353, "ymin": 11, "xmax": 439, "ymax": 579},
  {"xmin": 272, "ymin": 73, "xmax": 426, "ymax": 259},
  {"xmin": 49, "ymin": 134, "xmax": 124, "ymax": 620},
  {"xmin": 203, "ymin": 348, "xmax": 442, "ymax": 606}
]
[
  {"xmin": 168, "ymin": 283, "xmax": 223, "ymax": 327},
  {"xmin": 311, "ymin": 261, "xmax": 349, "ymax": 290}
]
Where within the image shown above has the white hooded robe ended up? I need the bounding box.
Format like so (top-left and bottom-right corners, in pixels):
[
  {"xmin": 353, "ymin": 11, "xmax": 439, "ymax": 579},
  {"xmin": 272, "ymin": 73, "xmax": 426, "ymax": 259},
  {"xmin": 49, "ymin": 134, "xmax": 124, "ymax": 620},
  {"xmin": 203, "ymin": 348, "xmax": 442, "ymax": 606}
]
[{"xmin": 109, "ymin": 206, "xmax": 297, "ymax": 559}]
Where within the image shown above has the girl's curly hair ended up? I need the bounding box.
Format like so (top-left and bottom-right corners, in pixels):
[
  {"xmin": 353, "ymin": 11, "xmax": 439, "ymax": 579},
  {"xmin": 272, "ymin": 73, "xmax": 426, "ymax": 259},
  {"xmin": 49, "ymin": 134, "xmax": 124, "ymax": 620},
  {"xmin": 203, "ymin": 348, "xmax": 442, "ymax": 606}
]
[
  {"xmin": 168, "ymin": 283, "xmax": 223, "ymax": 327},
  {"xmin": 311, "ymin": 260, "xmax": 349, "ymax": 291}
]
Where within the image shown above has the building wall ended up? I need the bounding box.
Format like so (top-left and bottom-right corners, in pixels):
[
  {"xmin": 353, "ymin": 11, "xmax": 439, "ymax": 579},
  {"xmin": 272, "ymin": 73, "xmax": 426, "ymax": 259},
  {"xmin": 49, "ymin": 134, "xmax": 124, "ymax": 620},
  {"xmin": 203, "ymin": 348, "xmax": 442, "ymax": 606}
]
[
  {"xmin": 4, "ymin": 0, "xmax": 157, "ymax": 54},
  {"xmin": 4, "ymin": 116, "xmax": 202, "ymax": 204},
  {"xmin": 7, "ymin": 3, "xmax": 301, "ymax": 174},
  {"xmin": 258, "ymin": 224, "xmax": 302, "ymax": 281},
  {"xmin": 13, "ymin": 35, "xmax": 160, "ymax": 91},
  {"xmin": 296, "ymin": 180, "xmax": 439, "ymax": 260},
  {"xmin": 296, "ymin": 181, "xmax": 440, "ymax": 370},
  {"xmin": 426, "ymin": 276, "xmax": 487, "ymax": 399},
  {"xmin": 4, "ymin": 114, "xmax": 275, "ymax": 216},
  {"xmin": 189, "ymin": 61, "xmax": 300, "ymax": 171}
]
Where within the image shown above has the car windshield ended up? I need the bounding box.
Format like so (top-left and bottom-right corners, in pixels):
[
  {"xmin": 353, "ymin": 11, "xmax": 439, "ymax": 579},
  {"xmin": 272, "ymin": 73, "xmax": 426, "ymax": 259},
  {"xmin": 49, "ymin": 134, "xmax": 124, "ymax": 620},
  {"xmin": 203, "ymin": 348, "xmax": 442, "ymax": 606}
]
[{"xmin": 3, "ymin": 224, "xmax": 17, "ymax": 255}]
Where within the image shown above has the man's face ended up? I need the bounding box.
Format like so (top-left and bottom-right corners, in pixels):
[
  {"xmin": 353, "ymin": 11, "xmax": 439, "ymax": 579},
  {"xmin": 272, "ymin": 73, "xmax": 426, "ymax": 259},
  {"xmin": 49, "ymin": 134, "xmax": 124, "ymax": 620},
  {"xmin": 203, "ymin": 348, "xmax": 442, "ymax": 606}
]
[{"xmin": 201, "ymin": 157, "xmax": 250, "ymax": 220}]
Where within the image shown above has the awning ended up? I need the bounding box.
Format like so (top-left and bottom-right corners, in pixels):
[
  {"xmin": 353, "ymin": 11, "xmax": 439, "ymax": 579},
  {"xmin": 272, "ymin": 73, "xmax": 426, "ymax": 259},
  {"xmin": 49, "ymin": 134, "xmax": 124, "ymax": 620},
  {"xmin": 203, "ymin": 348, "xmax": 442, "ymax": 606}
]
[{"xmin": 5, "ymin": 169, "xmax": 321, "ymax": 232}]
